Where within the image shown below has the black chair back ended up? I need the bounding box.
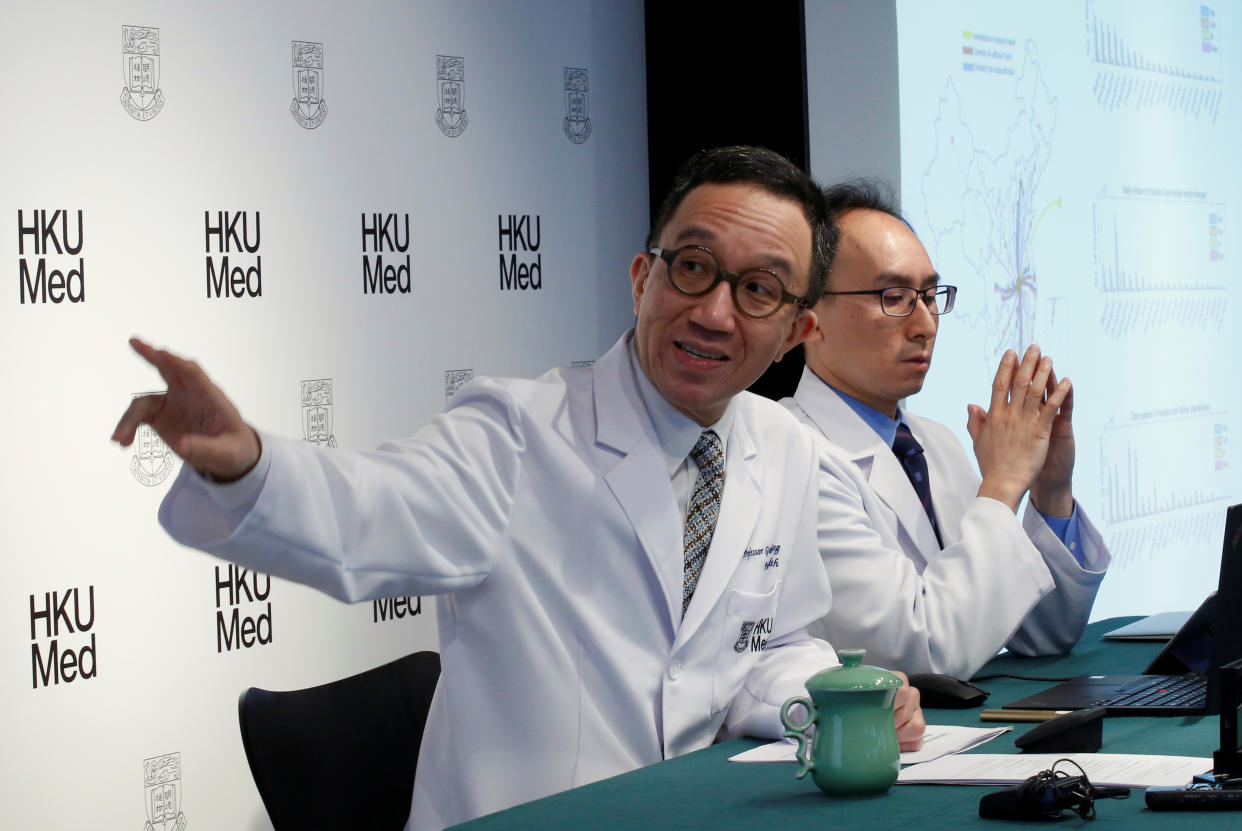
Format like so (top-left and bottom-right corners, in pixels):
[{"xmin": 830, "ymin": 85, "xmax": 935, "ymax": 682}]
[{"xmin": 238, "ymin": 650, "xmax": 440, "ymax": 830}]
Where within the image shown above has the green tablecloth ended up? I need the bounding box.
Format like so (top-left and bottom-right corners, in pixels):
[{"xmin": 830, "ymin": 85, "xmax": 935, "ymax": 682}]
[{"xmin": 452, "ymin": 618, "xmax": 1231, "ymax": 828}]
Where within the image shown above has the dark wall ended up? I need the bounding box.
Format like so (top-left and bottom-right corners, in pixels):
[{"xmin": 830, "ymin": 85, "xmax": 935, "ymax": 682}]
[{"xmin": 644, "ymin": 1, "xmax": 810, "ymax": 401}]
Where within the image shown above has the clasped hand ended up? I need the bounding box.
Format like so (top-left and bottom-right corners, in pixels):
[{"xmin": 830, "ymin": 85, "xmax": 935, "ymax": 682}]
[{"xmin": 967, "ymin": 345, "xmax": 1075, "ymax": 515}]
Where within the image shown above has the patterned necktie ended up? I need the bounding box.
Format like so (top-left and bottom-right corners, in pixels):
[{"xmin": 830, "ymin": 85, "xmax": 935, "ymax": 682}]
[
  {"xmin": 892, "ymin": 423, "xmax": 942, "ymax": 548},
  {"xmin": 683, "ymin": 430, "xmax": 725, "ymax": 616}
]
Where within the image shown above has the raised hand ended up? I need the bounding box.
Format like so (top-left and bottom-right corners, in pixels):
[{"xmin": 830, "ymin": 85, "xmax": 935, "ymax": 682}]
[
  {"xmin": 1029, "ymin": 366, "xmax": 1075, "ymax": 517},
  {"xmin": 966, "ymin": 345, "xmax": 1071, "ymax": 513},
  {"xmin": 111, "ymin": 338, "xmax": 261, "ymax": 481}
]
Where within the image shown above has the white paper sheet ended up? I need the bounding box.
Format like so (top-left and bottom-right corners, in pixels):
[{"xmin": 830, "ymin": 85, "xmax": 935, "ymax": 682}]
[
  {"xmin": 896, "ymin": 753, "xmax": 1211, "ymax": 788},
  {"xmin": 728, "ymin": 724, "xmax": 1012, "ymax": 766}
]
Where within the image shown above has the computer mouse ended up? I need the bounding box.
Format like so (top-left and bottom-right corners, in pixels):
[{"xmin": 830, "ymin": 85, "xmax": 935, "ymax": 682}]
[{"xmin": 906, "ymin": 673, "xmax": 990, "ymax": 709}]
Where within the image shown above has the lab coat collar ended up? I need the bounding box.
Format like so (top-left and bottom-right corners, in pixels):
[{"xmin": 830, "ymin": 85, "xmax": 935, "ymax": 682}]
[
  {"xmin": 593, "ymin": 333, "xmax": 651, "ymax": 456},
  {"xmin": 618, "ymin": 337, "xmax": 759, "ymax": 643},
  {"xmin": 594, "ymin": 334, "xmax": 691, "ymax": 631},
  {"xmin": 626, "ymin": 335, "xmax": 737, "ymax": 479},
  {"xmin": 792, "ymin": 367, "xmax": 940, "ymax": 555},
  {"xmin": 594, "ymin": 333, "xmax": 760, "ymax": 639}
]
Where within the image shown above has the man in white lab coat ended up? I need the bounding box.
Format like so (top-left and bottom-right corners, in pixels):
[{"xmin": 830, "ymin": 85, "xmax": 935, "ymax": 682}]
[
  {"xmin": 113, "ymin": 149, "xmax": 924, "ymax": 831},
  {"xmin": 786, "ymin": 180, "xmax": 1110, "ymax": 679}
]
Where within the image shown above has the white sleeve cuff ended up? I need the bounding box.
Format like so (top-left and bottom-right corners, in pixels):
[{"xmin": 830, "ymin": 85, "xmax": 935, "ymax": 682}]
[{"xmin": 198, "ymin": 438, "xmax": 272, "ymax": 523}]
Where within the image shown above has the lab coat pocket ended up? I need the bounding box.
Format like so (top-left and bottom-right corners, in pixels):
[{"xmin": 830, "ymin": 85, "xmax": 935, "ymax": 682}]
[{"xmin": 711, "ymin": 582, "xmax": 781, "ymax": 714}]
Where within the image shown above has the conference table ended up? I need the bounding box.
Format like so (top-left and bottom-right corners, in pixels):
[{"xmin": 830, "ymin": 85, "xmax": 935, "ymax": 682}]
[{"xmin": 451, "ymin": 618, "xmax": 1230, "ymax": 828}]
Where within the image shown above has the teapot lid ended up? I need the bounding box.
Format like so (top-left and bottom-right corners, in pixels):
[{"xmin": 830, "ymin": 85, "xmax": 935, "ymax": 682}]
[{"xmin": 805, "ymin": 648, "xmax": 903, "ymax": 692}]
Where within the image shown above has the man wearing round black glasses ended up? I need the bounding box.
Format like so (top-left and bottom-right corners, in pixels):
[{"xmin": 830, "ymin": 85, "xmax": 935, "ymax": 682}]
[{"xmin": 785, "ymin": 180, "xmax": 1110, "ymax": 679}]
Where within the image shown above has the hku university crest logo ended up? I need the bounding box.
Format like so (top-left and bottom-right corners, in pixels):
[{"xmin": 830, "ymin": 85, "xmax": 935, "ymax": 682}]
[
  {"xmin": 290, "ymin": 41, "xmax": 327, "ymax": 129},
  {"xmin": 733, "ymin": 617, "xmax": 773, "ymax": 653},
  {"xmin": 732, "ymin": 621, "xmax": 756, "ymax": 653},
  {"xmin": 130, "ymin": 393, "xmax": 174, "ymax": 486},
  {"xmin": 562, "ymin": 67, "xmax": 591, "ymax": 144},
  {"xmin": 120, "ymin": 26, "xmax": 165, "ymax": 121},
  {"xmin": 435, "ymin": 55, "xmax": 468, "ymax": 137},
  {"xmin": 142, "ymin": 752, "xmax": 188, "ymax": 831},
  {"xmin": 302, "ymin": 379, "xmax": 337, "ymax": 447},
  {"xmin": 444, "ymin": 369, "xmax": 473, "ymax": 402}
]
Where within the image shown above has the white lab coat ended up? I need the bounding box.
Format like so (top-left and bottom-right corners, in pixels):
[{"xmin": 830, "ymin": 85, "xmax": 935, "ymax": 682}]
[
  {"xmin": 159, "ymin": 335, "xmax": 838, "ymax": 830},
  {"xmin": 783, "ymin": 368, "xmax": 1109, "ymax": 678}
]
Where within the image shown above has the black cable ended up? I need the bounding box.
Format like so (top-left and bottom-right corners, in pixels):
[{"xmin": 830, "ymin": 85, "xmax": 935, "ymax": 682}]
[
  {"xmin": 969, "ymin": 672, "xmax": 1074, "ymax": 682},
  {"xmin": 979, "ymin": 758, "xmax": 1130, "ymax": 820}
]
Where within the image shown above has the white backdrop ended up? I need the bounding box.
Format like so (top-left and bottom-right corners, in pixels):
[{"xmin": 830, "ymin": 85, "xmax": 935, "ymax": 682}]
[{"xmin": 0, "ymin": 1, "xmax": 647, "ymax": 828}]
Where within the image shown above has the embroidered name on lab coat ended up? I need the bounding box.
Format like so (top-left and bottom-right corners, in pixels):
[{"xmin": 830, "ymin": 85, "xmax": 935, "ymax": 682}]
[{"xmin": 743, "ymin": 543, "xmax": 781, "ymax": 568}]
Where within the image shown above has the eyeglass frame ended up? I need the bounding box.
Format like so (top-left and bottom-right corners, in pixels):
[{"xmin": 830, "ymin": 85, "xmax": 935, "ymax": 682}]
[
  {"xmin": 648, "ymin": 245, "xmax": 811, "ymax": 320},
  {"xmin": 819, "ymin": 284, "xmax": 957, "ymax": 317}
]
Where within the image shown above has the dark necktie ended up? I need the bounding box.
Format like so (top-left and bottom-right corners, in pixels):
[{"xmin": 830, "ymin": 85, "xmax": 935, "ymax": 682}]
[
  {"xmin": 892, "ymin": 423, "xmax": 942, "ymax": 548},
  {"xmin": 683, "ymin": 430, "xmax": 725, "ymax": 616}
]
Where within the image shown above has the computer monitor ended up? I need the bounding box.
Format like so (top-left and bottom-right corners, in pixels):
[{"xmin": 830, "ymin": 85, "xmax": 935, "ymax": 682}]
[{"xmin": 1207, "ymin": 504, "xmax": 1242, "ymax": 715}]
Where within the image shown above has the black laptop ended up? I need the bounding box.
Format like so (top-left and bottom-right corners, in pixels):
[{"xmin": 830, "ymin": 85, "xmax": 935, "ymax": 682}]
[{"xmin": 1003, "ymin": 503, "xmax": 1242, "ymax": 717}]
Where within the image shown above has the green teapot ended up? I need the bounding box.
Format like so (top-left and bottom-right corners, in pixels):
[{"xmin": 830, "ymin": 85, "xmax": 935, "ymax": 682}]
[{"xmin": 779, "ymin": 648, "xmax": 902, "ymax": 796}]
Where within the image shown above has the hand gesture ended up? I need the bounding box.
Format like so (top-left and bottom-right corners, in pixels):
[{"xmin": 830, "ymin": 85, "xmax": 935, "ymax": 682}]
[
  {"xmin": 111, "ymin": 338, "xmax": 260, "ymax": 481},
  {"xmin": 966, "ymin": 345, "xmax": 1071, "ymax": 513},
  {"xmin": 1029, "ymin": 366, "xmax": 1075, "ymax": 517}
]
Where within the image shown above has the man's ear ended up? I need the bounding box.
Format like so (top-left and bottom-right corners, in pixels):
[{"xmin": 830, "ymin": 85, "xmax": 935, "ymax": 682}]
[
  {"xmin": 802, "ymin": 307, "xmax": 826, "ymax": 344},
  {"xmin": 630, "ymin": 253, "xmax": 652, "ymax": 316},
  {"xmin": 776, "ymin": 308, "xmax": 818, "ymax": 362}
]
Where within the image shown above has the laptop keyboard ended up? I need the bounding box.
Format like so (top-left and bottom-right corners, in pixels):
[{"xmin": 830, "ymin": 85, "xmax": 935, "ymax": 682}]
[{"xmin": 1097, "ymin": 674, "xmax": 1206, "ymax": 708}]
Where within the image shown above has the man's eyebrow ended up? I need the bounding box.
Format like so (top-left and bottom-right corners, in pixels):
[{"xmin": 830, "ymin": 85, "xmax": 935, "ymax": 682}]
[
  {"xmin": 669, "ymin": 226, "xmax": 797, "ymax": 275},
  {"xmin": 670, "ymin": 226, "xmax": 717, "ymax": 246},
  {"xmin": 868, "ymin": 270, "xmax": 941, "ymax": 288}
]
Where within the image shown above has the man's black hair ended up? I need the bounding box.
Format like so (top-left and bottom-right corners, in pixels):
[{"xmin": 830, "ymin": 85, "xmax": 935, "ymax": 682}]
[
  {"xmin": 820, "ymin": 179, "xmax": 915, "ymax": 290},
  {"xmin": 822, "ymin": 178, "xmax": 912, "ymax": 227},
  {"xmin": 647, "ymin": 145, "xmax": 834, "ymax": 306}
]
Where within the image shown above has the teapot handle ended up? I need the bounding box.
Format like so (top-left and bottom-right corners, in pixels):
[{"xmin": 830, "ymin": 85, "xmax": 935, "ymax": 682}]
[{"xmin": 779, "ymin": 695, "xmax": 816, "ymax": 779}]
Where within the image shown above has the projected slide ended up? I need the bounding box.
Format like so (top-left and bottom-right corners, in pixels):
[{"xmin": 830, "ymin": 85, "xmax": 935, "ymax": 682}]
[
  {"xmin": 1095, "ymin": 195, "xmax": 1227, "ymax": 338},
  {"xmin": 916, "ymin": 38, "xmax": 1056, "ymax": 358},
  {"xmin": 891, "ymin": 0, "xmax": 1241, "ymax": 618},
  {"xmin": 1089, "ymin": 3, "xmax": 1223, "ymax": 119}
]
